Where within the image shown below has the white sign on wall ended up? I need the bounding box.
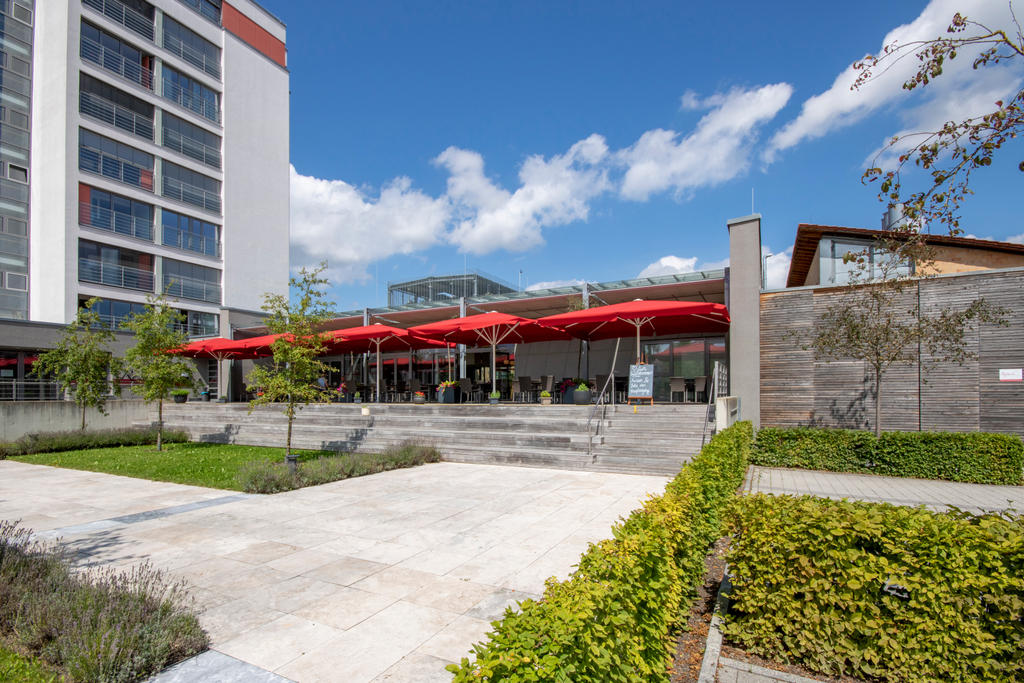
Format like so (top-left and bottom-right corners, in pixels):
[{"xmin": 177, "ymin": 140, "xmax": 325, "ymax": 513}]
[{"xmin": 999, "ymin": 368, "xmax": 1023, "ymax": 382}]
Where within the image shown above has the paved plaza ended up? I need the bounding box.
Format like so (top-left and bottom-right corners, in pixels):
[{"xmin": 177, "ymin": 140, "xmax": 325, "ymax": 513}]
[
  {"xmin": 744, "ymin": 465, "xmax": 1024, "ymax": 513},
  {"xmin": 0, "ymin": 459, "xmax": 667, "ymax": 682}
]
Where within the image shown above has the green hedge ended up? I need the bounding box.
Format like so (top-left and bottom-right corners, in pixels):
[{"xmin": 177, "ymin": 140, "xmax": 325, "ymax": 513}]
[
  {"xmin": 724, "ymin": 495, "xmax": 1024, "ymax": 682},
  {"xmin": 753, "ymin": 427, "xmax": 1024, "ymax": 485},
  {"xmin": 447, "ymin": 421, "xmax": 752, "ymax": 682},
  {"xmin": 0, "ymin": 427, "xmax": 188, "ymax": 459}
]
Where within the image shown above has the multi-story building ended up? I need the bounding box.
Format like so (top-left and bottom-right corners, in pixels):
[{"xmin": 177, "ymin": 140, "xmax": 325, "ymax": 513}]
[{"xmin": 6, "ymin": 0, "xmax": 288, "ymax": 341}]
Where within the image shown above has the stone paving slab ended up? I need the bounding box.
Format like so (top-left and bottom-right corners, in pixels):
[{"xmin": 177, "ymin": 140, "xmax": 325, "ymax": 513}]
[
  {"xmin": 0, "ymin": 459, "xmax": 667, "ymax": 682},
  {"xmin": 744, "ymin": 465, "xmax": 1024, "ymax": 513},
  {"xmin": 718, "ymin": 657, "xmax": 823, "ymax": 683}
]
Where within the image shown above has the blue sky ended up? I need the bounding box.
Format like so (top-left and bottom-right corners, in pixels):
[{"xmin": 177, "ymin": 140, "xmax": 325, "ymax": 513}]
[{"xmin": 256, "ymin": 0, "xmax": 1024, "ymax": 311}]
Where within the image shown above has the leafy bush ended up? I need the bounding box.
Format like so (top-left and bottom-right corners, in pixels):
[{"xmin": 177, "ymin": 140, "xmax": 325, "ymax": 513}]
[
  {"xmin": 753, "ymin": 427, "xmax": 1023, "ymax": 485},
  {"xmin": 0, "ymin": 645, "xmax": 60, "ymax": 683},
  {"xmin": 237, "ymin": 442, "xmax": 441, "ymax": 493},
  {"xmin": 448, "ymin": 421, "xmax": 752, "ymax": 682},
  {"xmin": 724, "ymin": 495, "xmax": 1024, "ymax": 682},
  {"xmin": 1, "ymin": 427, "xmax": 189, "ymax": 459},
  {"xmin": 0, "ymin": 521, "xmax": 207, "ymax": 682}
]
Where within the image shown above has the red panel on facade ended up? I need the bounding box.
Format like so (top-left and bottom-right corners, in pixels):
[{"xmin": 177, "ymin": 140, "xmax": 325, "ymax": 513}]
[
  {"xmin": 78, "ymin": 184, "xmax": 91, "ymax": 226},
  {"xmin": 222, "ymin": 3, "xmax": 287, "ymax": 69}
]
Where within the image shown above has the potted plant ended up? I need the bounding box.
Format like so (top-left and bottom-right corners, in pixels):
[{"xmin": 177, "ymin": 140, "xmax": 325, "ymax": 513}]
[
  {"xmin": 488, "ymin": 390, "xmax": 500, "ymax": 405},
  {"xmin": 353, "ymin": 391, "xmax": 362, "ymax": 404},
  {"xmin": 437, "ymin": 380, "xmax": 456, "ymax": 404},
  {"xmin": 558, "ymin": 377, "xmax": 581, "ymax": 404},
  {"xmin": 412, "ymin": 390, "xmax": 426, "ymax": 404},
  {"xmin": 539, "ymin": 390, "xmax": 552, "ymax": 406},
  {"xmin": 573, "ymin": 382, "xmax": 591, "ymax": 405},
  {"xmin": 170, "ymin": 388, "xmax": 190, "ymax": 404}
]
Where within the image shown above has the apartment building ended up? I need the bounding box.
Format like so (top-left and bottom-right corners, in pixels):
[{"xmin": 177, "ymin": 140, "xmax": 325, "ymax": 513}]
[{"xmin": 2, "ymin": 0, "xmax": 288, "ymax": 338}]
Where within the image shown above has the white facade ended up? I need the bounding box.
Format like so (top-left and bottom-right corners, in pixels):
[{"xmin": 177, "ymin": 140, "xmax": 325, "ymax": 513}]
[{"xmin": 28, "ymin": 0, "xmax": 288, "ymax": 331}]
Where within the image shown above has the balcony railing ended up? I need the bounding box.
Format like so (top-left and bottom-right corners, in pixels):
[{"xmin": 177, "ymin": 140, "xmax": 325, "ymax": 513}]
[
  {"xmin": 79, "ymin": 91, "xmax": 155, "ymax": 141},
  {"xmin": 161, "ymin": 126, "xmax": 221, "ymax": 169},
  {"xmin": 79, "ymin": 146, "xmax": 155, "ymax": 192},
  {"xmin": 81, "ymin": 35, "xmax": 154, "ymax": 91},
  {"xmin": 82, "ymin": 0, "xmax": 155, "ymax": 42},
  {"xmin": 161, "ymin": 176, "xmax": 221, "ymax": 214},
  {"xmin": 163, "ymin": 274, "xmax": 221, "ymax": 304},
  {"xmin": 79, "ymin": 201, "xmax": 153, "ymax": 241},
  {"xmin": 79, "ymin": 257, "xmax": 155, "ymax": 292},
  {"xmin": 161, "ymin": 77, "xmax": 220, "ymax": 123},
  {"xmin": 176, "ymin": 0, "xmax": 221, "ymax": 24},
  {"xmin": 172, "ymin": 320, "xmax": 219, "ymax": 337},
  {"xmin": 162, "ymin": 226, "xmax": 220, "ymax": 257},
  {"xmin": 163, "ymin": 32, "xmax": 221, "ymax": 79},
  {"xmin": 0, "ymin": 381, "xmax": 63, "ymax": 401}
]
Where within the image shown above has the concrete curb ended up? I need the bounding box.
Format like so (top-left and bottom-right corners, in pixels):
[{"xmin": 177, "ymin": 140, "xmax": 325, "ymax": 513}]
[{"xmin": 697, "ymin": 568, "xmax": 731, "ymax": 682}]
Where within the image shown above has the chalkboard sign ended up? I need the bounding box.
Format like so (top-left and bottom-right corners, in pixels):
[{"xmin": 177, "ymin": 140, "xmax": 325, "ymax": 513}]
[{"xmin": 628, "ymin": 364, "xmax": 654, "ymax": 401}]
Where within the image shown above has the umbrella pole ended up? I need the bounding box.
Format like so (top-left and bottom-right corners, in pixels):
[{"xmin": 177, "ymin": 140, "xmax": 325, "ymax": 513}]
[
  {"xmin": 376, "ymin": 345, "xmax": 382, "ymax": 403},
  {"xmin": 491, "ymin": 344, "xmax": 497, "ymax": 396},
  {"xmin": 636, "ymin": 324, "xmax": 641, "ymax": 363}
]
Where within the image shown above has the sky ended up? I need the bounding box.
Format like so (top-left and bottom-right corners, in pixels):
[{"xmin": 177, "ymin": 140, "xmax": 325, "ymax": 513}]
[{"xmin": 255, "ymin": 0, "xmax": 1024, "ymax": 311}]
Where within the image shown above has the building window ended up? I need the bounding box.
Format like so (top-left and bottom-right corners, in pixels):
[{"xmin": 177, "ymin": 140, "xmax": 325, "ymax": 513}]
[
  {"xmin": 161, "ymin": 160, "xmax": 220, "ymax": 213},
  {"xmin": 79, "ymin": 73, "xmax": 154, "ymax": 141},
  {"xmin": 78, "ymin": 239, "xmax": 154, "ymax": 292},
  {"xmin": 78, "ymin": 184, "xmax": 153, "ymax": 241},
  {"xmin": 825, "ymin": 238, "xmax": 913, "ymax": 285},
  {"xmin": 162, "ymin": 257, "xmax": 221, "ymax": 304},
  {"xmin": 176, "ymin": 0, "xmax": 221, "ymax": 24},
  {"xmin": 81, "ymin": 0, "xmax": 154, "ymax": 41},
  {"xmin": 161, "ymin": 208, "xmax": 219, "ymax": 256},
  {"xmin": 80, "ymin": 296, "xmax": 148, "ymax": 329},
  {"xmin": 6, "ymin": 164, "xmax": 26, "ymax": 182},
  {"xmin": 161, "ymin": 64, "xmax": 219, "ymax": 123},
  {"xmin": 3, "ymin": 272, "xmax": 27, "ymax": 290},
  {"xmin": 80, "ymin": 21, "xmax": 154, "ymax": 90},
  {"xmin": 163, "ymin": 15, "xmax": 220, "ymax": 79},
  {"xmin": 162, "ymin": 112, "xmax": 221, "ymax": 168},
  {"xmin": 79, "ymin": 128, "xmax": 155, "ymax": 191}
]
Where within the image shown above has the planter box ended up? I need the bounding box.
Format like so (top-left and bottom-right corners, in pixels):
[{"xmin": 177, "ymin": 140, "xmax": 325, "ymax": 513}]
[
  {"xmin": 573, "ymin": 390, "xmax": 591, "ymax": 405},
  {"xmin": 540, "ymin": 396, "xmax": 552, "ymax": 405},
  {"xmin": 172, "ymin": 394, "xmax": 188, "ymax": 404},
  {"xmin": 413, "ymin": 396, "xmax": 426, "ymax": 404},
  {"xmin": 437, "ymin": 387, "xmax": 456, "ymax": 404},
  {"xmin": 489, "ymin": 397, "xmax": 499, "ymax": 405}
]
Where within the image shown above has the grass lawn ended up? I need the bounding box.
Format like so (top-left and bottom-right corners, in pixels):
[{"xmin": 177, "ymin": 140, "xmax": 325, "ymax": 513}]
[
  {"xmin": 13, "ymin": 443, "xmax": 332, "ymax": 491},
  {"xmin": 0, "ymin": 643, "xmax": 63, "ymax": 682}
]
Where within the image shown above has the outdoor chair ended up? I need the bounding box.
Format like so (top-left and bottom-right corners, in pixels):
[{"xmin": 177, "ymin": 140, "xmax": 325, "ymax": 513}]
[
  {"xmin": 458, "ymin": 378, "xmax": 478, "ymax": 403},
  {"xmin": 693, "ymin": 376, "xmax": 707, "ymax": 403},
  {"xmin": 595, "ymin": 374, "xmax": 611, "ymax": 402},
  {"xmin": 669, "ymin": 377, "xmax": 687, "ymax": 402},
  {"xmin": 408, "ymin": 378, "xmax": 421, "ymax": 402},
  {"xmin": 515, "ymin": 375, "xmax": 532, "ymax": 402}
]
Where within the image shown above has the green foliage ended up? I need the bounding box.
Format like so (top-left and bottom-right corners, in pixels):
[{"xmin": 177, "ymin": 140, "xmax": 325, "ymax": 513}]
[
  {"xmin": 0, "ymin": 427, "xmax": 187, "ymax": 459},
  {"xmin": 754, "ymin": 427, "xmax": 1023, "ymax": 485},
  {"xmin": 0, "ymin": 521, "xmax": 208, "ymax": 682},
  {"xmin": 0, "ymin": 644, "xmax": 62, "ymax": 683},
  {"xmin": 247, "ymin": 263, "xmax": 334, "ymax": 459},
  {"xmin": 448, "ymin": 422, "xmax": 752, "ymax": 682},
  {"xmin": 237, "ymin": 442, "xmax": 441, "ymax": 493},
  {"xmin": 32, "ymin": 299, "xmax": 122, "ymax": 430},
  {"xmin": 489, "ymin": 391, "xmax": 501, "ymax": 399},
  {"xmin": 724, "ymin": 495, "xmax": 1024, "ymax": 682},
  {"xmin": 169, "ymin": 389, "xmax": 190, "ymax": 397}
]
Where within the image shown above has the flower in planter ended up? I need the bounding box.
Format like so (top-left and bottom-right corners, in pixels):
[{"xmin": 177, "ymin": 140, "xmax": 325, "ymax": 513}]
[
  {"xmin": 437, "ymin": 380, "xmax": 457, "ymax": 390},
  {"xmin": 414, "ymin": 391, "xmax": 426, "ymax": 398}
]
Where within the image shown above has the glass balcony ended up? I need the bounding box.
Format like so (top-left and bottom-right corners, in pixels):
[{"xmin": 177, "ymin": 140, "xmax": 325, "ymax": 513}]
[
  {"xmin": 79, "ymin": 146, "xmax": 155, "ymax": 192},
  {"xmin": 82, "ymin": 0, "xmax": 155, "ymax": 42},
  {"xmin": 79, "ymin": 258, "xmax": 155, "ymax": 292},
  {"xmin": 79, "ymin": 201, "xmax": 153, "ymax": 241},
  {"xmin": 163, "ymin": 32, "xmax": 221, "ymax": 79},
  {"xmin": 161, "ymin": 224, "xmax": 220, "ymax": 257},
  {"xmin": 161, "ymin": 126, "xmax": 221, "ymax": 169},
  {"xmin": 163, "ymin": 273, "xmax": 221, "ymax": 304},
  {"xmin": 80, "ymin": 35, "xmax": 154, "ymax": 91},
  {"xmin": 79, "ymin": 91, "xmax": 154, "ymax": 141},
  {"xmin": 161, "ymin": 175, "xmax": 220, "ymax": 213},
  {"xmin": 161, "ymin": 77, "xmax": 220, "ymax": 123}
]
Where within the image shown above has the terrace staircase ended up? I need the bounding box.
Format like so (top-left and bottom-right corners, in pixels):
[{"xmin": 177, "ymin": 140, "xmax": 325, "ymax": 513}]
[{"xmin": 148, "ymin": 402, "xmax": 713, "ymax": 476}]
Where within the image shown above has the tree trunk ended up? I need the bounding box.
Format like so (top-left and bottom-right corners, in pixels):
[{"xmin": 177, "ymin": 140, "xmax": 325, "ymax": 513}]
[
  {"xmin": 157, "ymin": 399, "xmax": 163, "ymax": 451},
  {"xmin": 81, "ymin": 404, "xmax": 86, "ymax": 431},
  {"xmin": 285, "ymin": 412, "xmax": 295, "ymax": 472},
  {"xmin": 874, "ymin": 368, "xmax": 882, "ymax": 438}
]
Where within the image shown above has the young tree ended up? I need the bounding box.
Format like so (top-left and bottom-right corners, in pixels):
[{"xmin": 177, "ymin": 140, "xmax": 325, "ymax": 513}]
[
  {"xmin": 810, "ymin": 238, "xmax": 1008, "ymax": 436},
  {"xmin": 247, "ymin": 263, "xmax": 333, "ymax": 469},
  {"xmin": 123, "ymin": 293, "xmax": 197, "ymax": 450},
  {"xmin": 857, "ymin": 10, "xmax": 1024, "ymax": 233},
  {"xmin": 33, "ymin": 298, "xmax": 122, "ymax": 430}
]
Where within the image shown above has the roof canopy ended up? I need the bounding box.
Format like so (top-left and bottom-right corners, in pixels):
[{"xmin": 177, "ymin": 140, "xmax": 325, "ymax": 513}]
[
  {"xmin": 408, "ymin": 311, "xmax": 572, "ymax": 347},
  {"xmin": 536, "ymin": 300, "xmax": 730, "ymax": 341}
]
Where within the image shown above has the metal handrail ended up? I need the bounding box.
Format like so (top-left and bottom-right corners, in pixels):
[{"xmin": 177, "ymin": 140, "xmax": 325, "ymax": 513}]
[
  {"xmin": 0, "ymin": 381, "xmax": 63, "ymax": 401},
  {"xmin": 79, "ymin": 146, "xmax": 155, "ymax": 192},
  {"xmin": 176, "ymin": 0, "xmax": 221, "ymax": 24},
  {"xmin": 79, "ymin": 201, "xmax": 153, "ymax": 241},
  {"xmin": 79, "ymin": 91, "xmax": 155, "ymax": 141},
  {"xmin": 162, "ymin": 274, "xmax": 221, "ymax": 304},
  {"xmin": 80, "ymin": 35, "xmax": 154, "ymax": 91},
  {"xmin": 78, "ymin": 257, "xmax": 155, "ymax": 292},
  {"xmin": 161, "ymin": 176, "xmax": 221, "ymax": 214},
  {"xmin": 587, "ymin": 337, "xmax": 620, "ymax": 458},
  {"xmin": 162, "ymin": 32, "xmax": 221, "ymax": 79},
  {"xmin": 161, "ymin": 225, "xmax": 221, "ymax": 257},
  {"xmin": 160, "ymin": 77, "xmax": 221, "ymax": 124},
  {"xmin": 701, "ymin": 361, "xmax": 726, "ymax": 448},
  {"xmin": 82, "ymin": 0, "xmax": 155, "ymax": 41},
  {"xmin": 161, "ymin": 126, "xmax": 221, "ymax": 169}
]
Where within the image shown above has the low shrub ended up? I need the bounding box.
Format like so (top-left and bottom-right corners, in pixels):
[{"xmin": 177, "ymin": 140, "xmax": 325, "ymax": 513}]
[
  {"xmin": 447, "ymin": 421, "xmax": 752, "ymax": 682},
  {"xmin": 753, "ymin": 427, "xmax": 1024, "ymax": 485},
  {"xmin": 724, "ymin": 495, "xmax": 1024, "ymax": 682},
  {"xmin": 0, "ymin": 645, "xmax": 61, "ymax": 683},
  {"xmin": 0, "ymin": 521, "xmax": 208, "ymax": 682},
  {"xmin": 0, "ymin": 427, "xmax": 189, "ymax": 459},
  {"xmin": 237, "ymin": 442, "xmax": 441, "ymax": 493}
]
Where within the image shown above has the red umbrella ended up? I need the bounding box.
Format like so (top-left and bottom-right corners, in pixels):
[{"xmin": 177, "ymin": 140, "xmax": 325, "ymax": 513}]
[
  {"xmin": 537, "ymin": 300, "xmax": 730, "ymax": 362},
  {"xmin": 409, "ymin": 312, "xmax": 571, "ymax": 395},
  {"xmin": 322, "ymin": 324, "xmax": 447, "ymax": 402}
]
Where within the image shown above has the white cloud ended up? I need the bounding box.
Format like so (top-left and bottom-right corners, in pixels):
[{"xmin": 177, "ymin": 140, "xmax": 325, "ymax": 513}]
[
  {"xmin": 619, "ymin": 84, "xmax": 793, "ymax": 200},
  {"xmin": 289, "ymin": 166, "xmax": 450, "ymax": 283},
  {"xmin": 766, "ymin": 0, "xmax": 1024, "ymax": 163},
  {"xmin": 762, "ymin": 246, "xmax": 793, "ymax": 289},
  {"xmin": 437, "ymin": 134, "xmax": 611, "ymax": 254},
  {"xmin": 526, "ymin": 278, "xmax": 587, "ymax": 291},
  {"xmin": 679, "ymin": 89, "xmax": 727, "ymax": 111},
  {"xmin": 637, "ymin": 255, "xmax": 730, "ymax": 279},
  {"xmin": 1006, "ymin": 233, "xmax": 1024, "ymax": 244}
]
